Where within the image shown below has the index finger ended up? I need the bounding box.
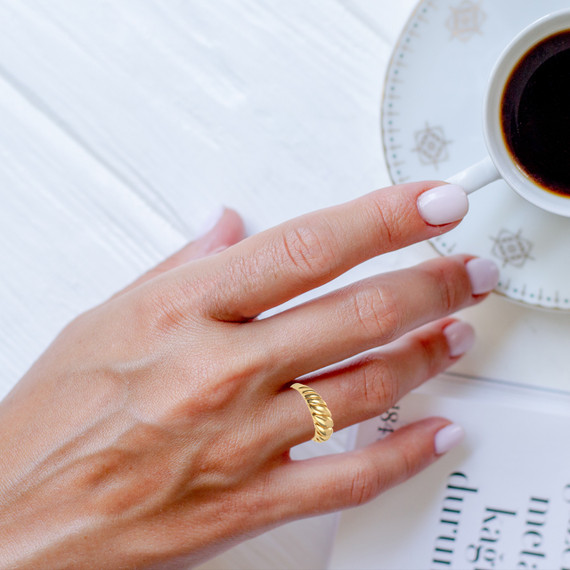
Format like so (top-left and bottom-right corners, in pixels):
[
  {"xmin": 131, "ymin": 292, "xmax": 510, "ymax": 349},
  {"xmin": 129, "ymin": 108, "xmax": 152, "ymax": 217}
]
[{"xmin": 194, "ymin": 182, "xmax": 467, "ymax": 320}]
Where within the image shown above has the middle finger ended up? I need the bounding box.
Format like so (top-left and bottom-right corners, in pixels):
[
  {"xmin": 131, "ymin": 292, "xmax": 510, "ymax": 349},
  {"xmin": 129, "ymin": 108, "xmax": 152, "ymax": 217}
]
[{"xmin": 247, "ymin": 255, "xmax": 498, "ymax": 388}]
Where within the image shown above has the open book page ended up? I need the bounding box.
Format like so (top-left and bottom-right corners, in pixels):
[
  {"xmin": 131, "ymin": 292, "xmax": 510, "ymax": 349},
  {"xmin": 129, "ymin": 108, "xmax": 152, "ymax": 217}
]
[{"xmin": 328, "ymin": 374, "xmax": 570, "ymax": 570}]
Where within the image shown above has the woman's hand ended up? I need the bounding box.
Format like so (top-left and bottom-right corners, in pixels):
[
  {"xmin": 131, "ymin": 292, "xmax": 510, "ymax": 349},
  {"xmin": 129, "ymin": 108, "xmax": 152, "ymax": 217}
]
[{"xmin": 0, "ymin": 182, "xmax": 497, "ymax": 569}]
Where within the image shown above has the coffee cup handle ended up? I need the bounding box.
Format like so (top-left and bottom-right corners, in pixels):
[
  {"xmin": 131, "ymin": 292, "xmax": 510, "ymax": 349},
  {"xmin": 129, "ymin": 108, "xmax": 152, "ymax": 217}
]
[{"xmin": 446, "ymin": 156, "xmax": 501, "ymax": 194}]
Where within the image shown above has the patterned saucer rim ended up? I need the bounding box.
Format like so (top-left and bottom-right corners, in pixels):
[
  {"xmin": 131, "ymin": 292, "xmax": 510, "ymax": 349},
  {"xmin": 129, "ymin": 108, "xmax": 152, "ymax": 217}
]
[{"xmin": 380, "ymin": 0, "xmax": 570, "ymax": 311}]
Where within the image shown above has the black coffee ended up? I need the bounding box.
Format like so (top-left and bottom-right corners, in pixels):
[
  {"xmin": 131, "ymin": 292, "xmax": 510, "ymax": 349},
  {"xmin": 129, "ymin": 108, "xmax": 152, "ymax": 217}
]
[{"xmin": 501, "ymin": 30, "xmax": 570, "ymax": 197}]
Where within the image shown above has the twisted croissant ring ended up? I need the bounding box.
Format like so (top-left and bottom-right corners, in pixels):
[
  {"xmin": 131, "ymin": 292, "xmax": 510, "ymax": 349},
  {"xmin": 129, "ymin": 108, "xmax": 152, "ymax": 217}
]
[{"xmin": 290, "ymin": 382, "xmax": 334, "ymax": 443}]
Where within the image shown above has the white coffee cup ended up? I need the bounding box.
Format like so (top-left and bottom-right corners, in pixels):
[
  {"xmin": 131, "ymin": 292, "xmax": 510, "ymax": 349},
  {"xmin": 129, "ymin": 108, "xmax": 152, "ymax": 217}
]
[{"xmin": 448, "ymin": 9, "xmax": 570, "ymax": 217}]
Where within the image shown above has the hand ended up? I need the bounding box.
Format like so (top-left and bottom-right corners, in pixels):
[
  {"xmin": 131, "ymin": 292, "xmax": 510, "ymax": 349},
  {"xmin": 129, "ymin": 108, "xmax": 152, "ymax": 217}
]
[{"xmin": 0, "ymin": 182, "xmax": 497, "ymax": 568}]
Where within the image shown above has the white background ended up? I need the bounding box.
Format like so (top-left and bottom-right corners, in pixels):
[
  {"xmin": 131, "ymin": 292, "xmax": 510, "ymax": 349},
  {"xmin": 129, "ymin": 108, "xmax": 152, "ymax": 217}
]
[{"xmin": 1, "ymin": 1, "xmax": 569, "ymax": 568}]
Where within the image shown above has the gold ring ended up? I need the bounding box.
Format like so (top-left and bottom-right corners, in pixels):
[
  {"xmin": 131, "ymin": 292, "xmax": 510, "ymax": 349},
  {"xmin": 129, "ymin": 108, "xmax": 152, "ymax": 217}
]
[{"xmin": 290, "ymin": 382, "xmax": 334, "ymax": 442}]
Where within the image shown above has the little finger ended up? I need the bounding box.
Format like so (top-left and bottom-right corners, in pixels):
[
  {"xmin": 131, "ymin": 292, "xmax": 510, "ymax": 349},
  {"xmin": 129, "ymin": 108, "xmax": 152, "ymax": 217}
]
[{"xmin": 268, "ymin": 417, "xmax": 463, "ymax": 519}]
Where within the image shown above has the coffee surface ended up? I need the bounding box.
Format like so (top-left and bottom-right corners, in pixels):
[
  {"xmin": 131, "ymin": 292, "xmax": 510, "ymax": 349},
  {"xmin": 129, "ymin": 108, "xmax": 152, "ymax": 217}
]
[{"xmin": 501, "ymin": 30, "xmax": 570, "ymax": 196}]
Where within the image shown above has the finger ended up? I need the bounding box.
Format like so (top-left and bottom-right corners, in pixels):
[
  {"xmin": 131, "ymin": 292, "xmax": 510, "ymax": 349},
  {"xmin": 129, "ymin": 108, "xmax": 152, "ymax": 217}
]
[
  {"xmin": 115, "ymin": 208, "xmax": 244, "ymax": 298},
  {"xmin": 192, "ymin": 181, "xmax": 467, "ymax": 320},
  {"xmin": 267, "ymin": 418, "xmax": 463, "ymax": 520},
  {"xmin": 273, "ymin": 318, "xmax": 473, "ymax": 449},
  {"xmin": 249, "ymin": 255, "xmax": 497, "ymax": 385}
]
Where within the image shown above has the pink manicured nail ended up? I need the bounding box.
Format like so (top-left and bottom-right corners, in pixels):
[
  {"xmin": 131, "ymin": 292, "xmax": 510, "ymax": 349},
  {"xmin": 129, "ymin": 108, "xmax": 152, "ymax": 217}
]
[
  {"xmin": 443, "ymin": 321, "xmax": 475, "ymax": 357},
  {"xmin": 196, "ymin": 205, "xmax": 225, "ymax": 237},
  {"xmin": 417, "ymin": 184, "xmax": 468, "ymax": 226},
  {"xmin": 434, "ymin": 424, "xmax": 465, "ymax": 455},
  {"xmin": 466, "ymin": 258, "xmax": 500, "ymax": 295}
]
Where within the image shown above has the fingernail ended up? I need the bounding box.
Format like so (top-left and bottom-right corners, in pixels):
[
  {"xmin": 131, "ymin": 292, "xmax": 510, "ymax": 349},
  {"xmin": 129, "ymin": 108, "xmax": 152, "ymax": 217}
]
[
  {"xmin": 434, "ymin": 423, "xmax": 465, "ymax": 455},
  {"xmin": 196, "ymin": 205, "xmax": 225, "ymax": 237},
  {"xmin": 417, "ymin": 184, "xmax": 468, "ymax": 226},
  {"xmin": 443, "ymin": 321, "xmax": 475, "ymax": 357},
  {"xmin": 466, "ymin": 258, "xmax": 500, "ymax": 295}
]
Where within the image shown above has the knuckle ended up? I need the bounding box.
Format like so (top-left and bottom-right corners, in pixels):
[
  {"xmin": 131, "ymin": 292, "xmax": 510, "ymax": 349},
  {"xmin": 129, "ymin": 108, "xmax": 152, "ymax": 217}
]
[
  {"xmin": 279, "ymin": 224, "xmax": 336, "ymax": 277},
  {"xmin": 368, "ymin": 193, "xmax": 407, "ymax": 250},
  {"xmin": 397, "ymin": 444, "xmax": 423, "ymax": 481},
  {"xmin": 426, "ymin": 259, "xmax": 467, "ymax": 313},
  {"xmin": 414, "ymin": 332, "xmax": 445, "ymax": 378},
  {"xmin": 439, "ymin": 277, "xmax": 458, "ymax": 315},
  {"xmin": 347, "ymin": 458, "xmax": 382, "ymax": 507},
  {"xmin": 369, "ymin": 196, "xmax": 397, "ymax": 249},
  {"xmin": 360, "ymin": 356, "xmax": 398, "ymax": 410},
  {"xmin": 352, "ymin": 284, "xmax": 400, "ymax": 341}
]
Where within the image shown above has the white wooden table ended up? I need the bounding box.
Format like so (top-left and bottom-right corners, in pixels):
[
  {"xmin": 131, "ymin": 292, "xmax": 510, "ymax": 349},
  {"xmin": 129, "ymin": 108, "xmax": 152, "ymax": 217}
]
[{"xmin": 2, "ymin": 2, "xmax": 570, "ymax": 568}]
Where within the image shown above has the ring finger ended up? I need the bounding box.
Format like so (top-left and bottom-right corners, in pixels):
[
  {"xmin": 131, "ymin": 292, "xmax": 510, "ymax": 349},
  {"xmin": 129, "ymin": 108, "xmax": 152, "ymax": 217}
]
[{"xmin": 271, "ymin": 317, "xmax": 474, "ymax": 450}]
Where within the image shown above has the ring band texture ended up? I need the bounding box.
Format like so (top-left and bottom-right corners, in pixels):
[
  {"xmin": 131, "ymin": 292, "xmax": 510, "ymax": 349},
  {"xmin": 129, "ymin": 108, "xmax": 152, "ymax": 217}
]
[{"xmin": 290, "ymin": 382, "xmax": 334, "ymax": 442}]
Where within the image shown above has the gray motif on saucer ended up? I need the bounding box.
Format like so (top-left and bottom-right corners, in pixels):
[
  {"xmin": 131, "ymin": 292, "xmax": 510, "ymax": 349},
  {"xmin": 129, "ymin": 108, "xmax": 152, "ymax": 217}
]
[
  {"xmin": 490, "ymin": 229, "xmax": 534, "ymax": 268},
  {"xmin": 412, "ymin": 123, "xmax": 452, "ymax": 169},
  {"xmin": 447, "ymin": 0, "xmax": 486, "ymax": 42}
]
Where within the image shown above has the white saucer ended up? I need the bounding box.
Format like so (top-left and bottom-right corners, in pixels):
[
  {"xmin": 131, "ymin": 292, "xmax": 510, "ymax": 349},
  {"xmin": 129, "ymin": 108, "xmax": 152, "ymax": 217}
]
[{"xmin": 381, "ymin": 0, "xmax": 570, "ymax": 310}]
